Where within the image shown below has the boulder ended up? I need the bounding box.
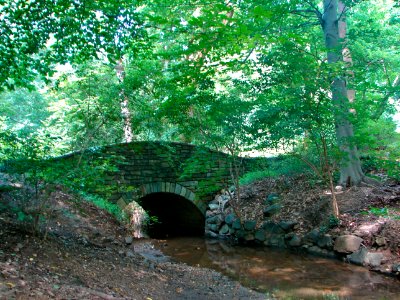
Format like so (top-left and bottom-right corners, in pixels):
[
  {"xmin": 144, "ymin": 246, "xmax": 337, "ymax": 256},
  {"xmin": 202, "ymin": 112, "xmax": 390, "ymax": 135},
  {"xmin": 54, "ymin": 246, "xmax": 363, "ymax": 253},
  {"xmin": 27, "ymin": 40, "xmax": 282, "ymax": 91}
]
[
  {"xmin": 366, "ymin": 252, "xmax": 384, "ymax": 268},
  {"xmin": 347, "ymin": 248, "xmax": 383, "ymax": 268},
  {"xmin": 244, "ymin": 220, "xmax": 257, "ymax": 231},
  {"xmin": 353, "ymin": 222, "xmax": 382, "ymax": 238},
  {"xmin": 334, "ymin": 235, "xmax": 363, "ymax": 253},
  {"xmin": 263, "ymin": 204, "xmax": 282, "ymax": 217}
]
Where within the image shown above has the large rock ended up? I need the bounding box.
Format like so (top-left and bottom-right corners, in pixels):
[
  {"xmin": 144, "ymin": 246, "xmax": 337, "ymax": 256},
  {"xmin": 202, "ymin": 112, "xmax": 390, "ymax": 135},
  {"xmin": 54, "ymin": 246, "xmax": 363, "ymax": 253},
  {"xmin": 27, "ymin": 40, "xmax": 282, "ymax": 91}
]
[
  {"xmin": 334, "ymin": 235, "xmax": 363, "ymax": 253},
  {"xmin": 347, "ymin": 248, "xmax": 383, "ymax": 268}
]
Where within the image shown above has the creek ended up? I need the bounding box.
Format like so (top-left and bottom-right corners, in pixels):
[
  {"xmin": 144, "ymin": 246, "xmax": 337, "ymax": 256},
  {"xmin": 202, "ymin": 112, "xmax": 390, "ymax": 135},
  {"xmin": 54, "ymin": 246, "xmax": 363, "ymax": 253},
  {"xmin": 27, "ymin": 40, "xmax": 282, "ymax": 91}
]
[{"xmin": 136, "ymin": 237, "xmax": 400, "ymax": 299}]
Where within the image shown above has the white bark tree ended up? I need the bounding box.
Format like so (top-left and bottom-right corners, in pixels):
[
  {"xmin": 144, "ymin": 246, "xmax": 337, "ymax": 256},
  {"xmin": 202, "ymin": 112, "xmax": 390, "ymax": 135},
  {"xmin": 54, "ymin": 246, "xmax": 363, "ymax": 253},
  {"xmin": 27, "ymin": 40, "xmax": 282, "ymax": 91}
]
[{"xmin": 115, "ymin": 59, "xmax": 134, "ymax": 143}]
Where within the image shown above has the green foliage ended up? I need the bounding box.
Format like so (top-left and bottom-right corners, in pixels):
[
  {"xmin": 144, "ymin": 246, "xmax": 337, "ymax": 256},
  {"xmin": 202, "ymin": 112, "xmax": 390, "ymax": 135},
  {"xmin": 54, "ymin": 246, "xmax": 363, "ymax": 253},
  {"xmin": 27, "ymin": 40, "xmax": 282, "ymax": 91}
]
[
  {"xmin": 0, "ymin": 0, "xmax": 147, "ymax": 90},
  {"xmin": 240, "ymin": 155, "xmax": 312, "ymax": 185},
  {"xmin": 319, "ymin": 214, "xmax": 340, "ymax": 234},
  {"xmin": 356, "ymin": 118, "xmax": 400, "ymax": 181}
]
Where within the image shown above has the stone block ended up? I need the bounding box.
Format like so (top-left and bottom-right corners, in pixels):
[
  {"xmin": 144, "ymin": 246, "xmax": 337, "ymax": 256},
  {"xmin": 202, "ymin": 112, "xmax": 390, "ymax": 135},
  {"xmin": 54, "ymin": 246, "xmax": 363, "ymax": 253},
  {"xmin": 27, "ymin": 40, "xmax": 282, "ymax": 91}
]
[
  {"xmin": 175, "ymin": 184, "xmax": 182, "ymax": 195},
  {"xmin": 179, "ymin": 187, "xmax": 187, "ymax": 197}
]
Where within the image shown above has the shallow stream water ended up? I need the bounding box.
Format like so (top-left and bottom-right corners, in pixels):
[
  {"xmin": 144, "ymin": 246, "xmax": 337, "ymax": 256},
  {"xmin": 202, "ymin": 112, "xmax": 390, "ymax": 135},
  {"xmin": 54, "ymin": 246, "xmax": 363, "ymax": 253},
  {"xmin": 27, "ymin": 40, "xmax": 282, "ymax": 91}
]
[{"xmin": 136, "ymin": 237, "xmax": 400, "ymax": 299}]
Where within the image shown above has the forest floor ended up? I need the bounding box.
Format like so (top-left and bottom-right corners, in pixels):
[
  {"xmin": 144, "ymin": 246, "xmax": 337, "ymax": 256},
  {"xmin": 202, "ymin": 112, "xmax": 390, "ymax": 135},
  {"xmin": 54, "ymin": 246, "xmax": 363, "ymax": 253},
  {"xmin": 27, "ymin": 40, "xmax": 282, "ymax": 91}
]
[
  {"xmin": 0, "ymin": 187, "xmax": 264, "ymax": 300},
  {"xmin": 1, "ymin": 173, "xmax": 399, "ymax": 299}
]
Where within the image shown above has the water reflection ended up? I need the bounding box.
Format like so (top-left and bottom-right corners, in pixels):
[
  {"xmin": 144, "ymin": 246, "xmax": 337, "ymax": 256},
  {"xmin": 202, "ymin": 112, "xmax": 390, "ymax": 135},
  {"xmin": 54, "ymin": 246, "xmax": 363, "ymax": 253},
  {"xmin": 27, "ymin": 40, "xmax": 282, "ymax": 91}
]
[{"xmin": 145, "ymin": 237, "xmax": 400, "ymax": 300}]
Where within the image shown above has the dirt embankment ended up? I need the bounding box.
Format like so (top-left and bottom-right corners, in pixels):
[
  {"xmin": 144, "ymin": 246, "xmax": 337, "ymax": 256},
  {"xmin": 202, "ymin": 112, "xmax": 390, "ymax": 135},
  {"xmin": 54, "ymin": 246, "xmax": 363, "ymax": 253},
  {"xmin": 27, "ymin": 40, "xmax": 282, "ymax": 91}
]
[
  {"xmin": 0, "ymin": 189, "xmax": 264, "ymax": 300},
  {"xmin": 232, "ymin": 175, "xmax": 400, "ymax": 275}
]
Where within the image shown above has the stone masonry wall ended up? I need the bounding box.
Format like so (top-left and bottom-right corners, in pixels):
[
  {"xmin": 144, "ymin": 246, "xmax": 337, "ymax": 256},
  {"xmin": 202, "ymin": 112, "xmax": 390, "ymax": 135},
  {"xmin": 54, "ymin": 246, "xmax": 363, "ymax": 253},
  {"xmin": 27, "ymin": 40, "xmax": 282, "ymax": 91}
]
[{"xmin": 60, "ymin": 141, "xmax": 257, "ymax": 214}]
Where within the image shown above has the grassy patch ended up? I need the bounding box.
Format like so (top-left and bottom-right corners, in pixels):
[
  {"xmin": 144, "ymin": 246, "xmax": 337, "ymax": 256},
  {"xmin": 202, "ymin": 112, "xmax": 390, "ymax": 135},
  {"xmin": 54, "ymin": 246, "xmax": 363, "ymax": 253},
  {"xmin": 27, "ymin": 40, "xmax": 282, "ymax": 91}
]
[
  {"xmin": 240, "ymin": 155, "xmax": 311, "ymax": 185},
  {"xmin": 77, "ymin": 192, "xmax": 127, "ymax": 222}
]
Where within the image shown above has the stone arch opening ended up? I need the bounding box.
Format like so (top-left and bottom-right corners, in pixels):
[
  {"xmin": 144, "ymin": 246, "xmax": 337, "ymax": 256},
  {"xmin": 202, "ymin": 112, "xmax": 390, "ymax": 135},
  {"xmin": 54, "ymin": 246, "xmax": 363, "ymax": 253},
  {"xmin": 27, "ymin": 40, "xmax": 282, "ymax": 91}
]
[{"xmin": 139, "ymin": 192, "xmax": 205, "ymax": 238}]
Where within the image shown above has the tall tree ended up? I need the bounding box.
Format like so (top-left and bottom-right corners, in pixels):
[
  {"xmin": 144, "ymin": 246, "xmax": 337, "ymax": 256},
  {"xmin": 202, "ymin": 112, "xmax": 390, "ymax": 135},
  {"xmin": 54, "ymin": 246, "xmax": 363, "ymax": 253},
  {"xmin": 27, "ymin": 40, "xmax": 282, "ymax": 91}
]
[{"xmin": 322, "ymin": 0, "xmax": 364, "ymax": 185}]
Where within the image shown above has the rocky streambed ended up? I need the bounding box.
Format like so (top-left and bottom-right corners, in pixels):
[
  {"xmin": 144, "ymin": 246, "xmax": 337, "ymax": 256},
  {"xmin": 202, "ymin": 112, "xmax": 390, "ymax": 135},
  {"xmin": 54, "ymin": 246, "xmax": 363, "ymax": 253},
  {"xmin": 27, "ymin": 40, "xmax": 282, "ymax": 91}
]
[{"xmin": 204, "ymin": 177, "xmax": 400, "ymax": 278}]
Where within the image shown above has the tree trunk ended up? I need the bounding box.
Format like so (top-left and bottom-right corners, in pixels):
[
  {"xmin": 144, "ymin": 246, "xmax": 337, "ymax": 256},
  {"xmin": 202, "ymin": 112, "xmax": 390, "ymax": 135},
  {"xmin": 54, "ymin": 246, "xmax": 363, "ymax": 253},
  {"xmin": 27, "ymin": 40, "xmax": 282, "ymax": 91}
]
[
  {"xmin": 115, "ymin": 59, "xmax": 134, "ymax": 143},
  {"xmin": 322, "ymin": 0, "xmax": 364, "ymax": 186}
]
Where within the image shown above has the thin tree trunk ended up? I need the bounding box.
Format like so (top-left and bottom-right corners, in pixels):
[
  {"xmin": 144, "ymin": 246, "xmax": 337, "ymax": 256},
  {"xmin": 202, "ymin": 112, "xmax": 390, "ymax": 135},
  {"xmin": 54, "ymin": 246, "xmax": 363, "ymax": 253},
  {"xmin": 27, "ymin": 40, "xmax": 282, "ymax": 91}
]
[
  {"xmin": 115, "ymin": 59, "xmax": 134, "ymax": 143},
  {"xmin": 322, "ymin": 0, "xmax": 364, "ymax": 186}
]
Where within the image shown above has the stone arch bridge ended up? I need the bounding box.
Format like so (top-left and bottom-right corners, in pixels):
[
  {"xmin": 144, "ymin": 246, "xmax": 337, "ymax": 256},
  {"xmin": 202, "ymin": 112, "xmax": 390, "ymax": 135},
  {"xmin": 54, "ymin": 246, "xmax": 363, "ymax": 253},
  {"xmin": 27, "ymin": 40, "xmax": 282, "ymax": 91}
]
[{"xmin": 61, "ymin": 141, "xmax": 258, "ymax": 237}]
